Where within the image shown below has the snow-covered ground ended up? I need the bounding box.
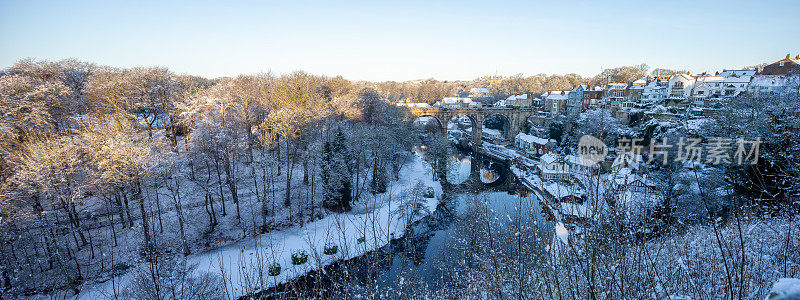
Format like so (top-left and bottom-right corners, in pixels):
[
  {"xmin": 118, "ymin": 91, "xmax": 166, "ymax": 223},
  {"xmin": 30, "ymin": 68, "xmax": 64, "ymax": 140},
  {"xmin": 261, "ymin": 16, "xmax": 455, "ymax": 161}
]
[{"xmin": 72, "ymin": 153, "xmax": 442, "ymax": 299}]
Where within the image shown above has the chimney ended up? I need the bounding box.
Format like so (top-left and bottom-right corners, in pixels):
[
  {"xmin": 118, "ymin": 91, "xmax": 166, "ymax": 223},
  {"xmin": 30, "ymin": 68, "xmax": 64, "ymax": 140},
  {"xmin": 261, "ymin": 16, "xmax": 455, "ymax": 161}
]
[
  {"xmin": 796, "ymin": 55, "xmax": 800, "ymax": 60},
  {"xmin": 787, "ymin": 53, "xmax": 791, "ymax": 59}
]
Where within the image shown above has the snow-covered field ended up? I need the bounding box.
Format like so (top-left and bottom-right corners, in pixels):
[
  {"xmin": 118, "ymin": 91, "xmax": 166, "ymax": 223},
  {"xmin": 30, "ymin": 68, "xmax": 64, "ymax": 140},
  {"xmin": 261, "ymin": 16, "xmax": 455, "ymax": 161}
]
[{"xmin": 72, "ymin": 153, "xmax": 442, "ymax": 299}]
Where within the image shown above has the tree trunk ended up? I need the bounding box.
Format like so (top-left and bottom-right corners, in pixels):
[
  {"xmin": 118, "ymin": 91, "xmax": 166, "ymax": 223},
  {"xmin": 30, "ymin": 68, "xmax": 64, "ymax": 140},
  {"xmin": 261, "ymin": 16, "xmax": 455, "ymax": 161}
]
[
  {"xmin": 172, "ymin": 183, "xmax": 190, "ymax": 255},
  {"xmin": 136, "ymin": 181, "xmax": 153, "ymax": 255},
  {"xmin": 154, "ymin": 183, "xmax": 164, "ymax": 234},
  {"xmin": 224, "ymin": 151, "xmax": 241, "ymax": 222},
  {"xmin": 121, "ymin": 190, "xmax": 134, "ymax": 228},
  {"xmin": 213, "ymin": 154, "xmax": 227, "ymax": 216}
]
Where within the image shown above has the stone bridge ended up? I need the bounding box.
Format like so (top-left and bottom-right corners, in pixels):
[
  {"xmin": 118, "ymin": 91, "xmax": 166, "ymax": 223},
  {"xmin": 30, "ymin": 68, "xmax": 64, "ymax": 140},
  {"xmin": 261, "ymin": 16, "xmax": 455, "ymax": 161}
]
[{"xmin": 407, "ymin": 106, "xmax": 538, "ymax": 147}]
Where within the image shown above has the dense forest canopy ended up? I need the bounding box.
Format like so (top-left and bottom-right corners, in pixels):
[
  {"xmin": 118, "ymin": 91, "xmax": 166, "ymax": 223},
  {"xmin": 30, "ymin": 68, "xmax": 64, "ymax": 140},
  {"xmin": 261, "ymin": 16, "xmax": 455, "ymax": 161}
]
[{"xmin": 0, "ymin": 58, "xmax": 797, "ymax": 299}]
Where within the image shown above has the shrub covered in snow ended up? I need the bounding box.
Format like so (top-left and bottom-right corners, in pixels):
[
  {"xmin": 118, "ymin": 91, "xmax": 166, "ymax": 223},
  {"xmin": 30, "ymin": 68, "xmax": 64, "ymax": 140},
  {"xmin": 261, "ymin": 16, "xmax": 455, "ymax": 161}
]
[
  {"xmin": 323, "ymin": 244, "xmax": 338, "ymax": 255},
  {"xmin": 291, "ymin": 251, "xmax": 308, "ymax": 265},
  {"xmin": 268, "ymin": 263, "xmax": 281, "ymax": 276}
]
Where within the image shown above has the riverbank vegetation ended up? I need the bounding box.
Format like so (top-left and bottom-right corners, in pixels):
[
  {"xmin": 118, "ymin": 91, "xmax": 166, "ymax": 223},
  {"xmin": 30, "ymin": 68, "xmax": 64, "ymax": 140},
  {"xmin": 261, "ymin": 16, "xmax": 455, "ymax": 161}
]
[
  {"xmin": 0, "ymin": 59, "xmax": 419, "ymax": 296},
  {"xmin": 0, "ymin": 58, "xmax": 798, "ymax": 299}
]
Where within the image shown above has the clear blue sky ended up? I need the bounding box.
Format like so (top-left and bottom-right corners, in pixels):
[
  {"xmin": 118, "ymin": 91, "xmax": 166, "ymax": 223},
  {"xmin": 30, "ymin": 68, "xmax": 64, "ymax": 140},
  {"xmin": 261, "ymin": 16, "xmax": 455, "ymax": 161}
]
[{"xmin": 1, "ymin": 0, "xmax": 798, "ymax": 81}]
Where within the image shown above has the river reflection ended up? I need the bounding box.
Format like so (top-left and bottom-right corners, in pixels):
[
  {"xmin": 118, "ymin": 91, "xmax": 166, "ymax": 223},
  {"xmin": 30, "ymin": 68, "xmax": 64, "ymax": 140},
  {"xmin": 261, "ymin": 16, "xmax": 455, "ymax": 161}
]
[
  {"xmin": 445, "ymin": 154, "xmax": 471, "ymax": 184},
  {"xmin": 373, "ymin": 161, "xmax": 553, "ymax": 294},
  {"xmin": 480, "ymin": 163, "xmax": 501, "ymax": 184},
  {"xmin": 446, "ymin": 154, "xmax": 503, "ymax": 185}
]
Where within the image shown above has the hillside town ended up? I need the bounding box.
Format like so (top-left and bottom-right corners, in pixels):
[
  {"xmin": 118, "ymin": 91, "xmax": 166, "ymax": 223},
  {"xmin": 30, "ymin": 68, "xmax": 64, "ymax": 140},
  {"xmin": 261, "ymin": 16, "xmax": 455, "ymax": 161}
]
[
  {"xmin": 401, "ymin": 54, "xmax": 799, "ymax": 120},
  {"xmin": 402, "ymin": 54, "xmax": 799, "ymax": 233}
]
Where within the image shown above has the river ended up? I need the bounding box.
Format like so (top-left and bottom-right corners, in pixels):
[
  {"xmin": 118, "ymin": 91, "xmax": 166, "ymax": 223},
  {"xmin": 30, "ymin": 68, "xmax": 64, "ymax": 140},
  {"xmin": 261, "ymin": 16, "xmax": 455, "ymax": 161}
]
[{"xmin": 256, "ymin": 150, "xmax": 554, "ymax": 298}]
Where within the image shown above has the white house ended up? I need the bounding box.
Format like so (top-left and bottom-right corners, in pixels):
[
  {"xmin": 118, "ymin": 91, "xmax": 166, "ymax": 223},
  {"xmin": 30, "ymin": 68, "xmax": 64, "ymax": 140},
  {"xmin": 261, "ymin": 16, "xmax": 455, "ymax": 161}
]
[
  {"xmin": 746, "ymin": 75, "xmax": 800, "ymax": 98},
  {"xmin": 720, "ymin": 75, "xmax": 753, "ymax": 97},
  {"xmin": 538, "ymin": 153, "xmax": 572, "ymax": 181},
  {"xmin": 666, "ymin": 73, "xmax": 696, "ymax": 105},
  {"xmin": 691, "ymin": 76, "xmax": 724, "ymax": 106},
  {"xmin": 515, "ymin": 133, "xmax": 556, "ymax": 156},
  {"xmin": 642, "ymin": 80, "xmax": 668, "ymax": 104},
  {"xmin": 692, "ymin": 73, "xmax": 753, "ymax": 105},
  {"xmin": 612, "ymin": 168, "xmax": 656, "ymax": 193}
]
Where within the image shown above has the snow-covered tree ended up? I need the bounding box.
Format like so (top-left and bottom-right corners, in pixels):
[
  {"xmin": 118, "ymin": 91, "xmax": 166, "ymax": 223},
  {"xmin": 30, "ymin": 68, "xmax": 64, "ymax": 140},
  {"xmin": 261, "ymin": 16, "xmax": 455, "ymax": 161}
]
[{"xmin": 321, "ymin": 126, "xmax": 351, "ymax": 211}]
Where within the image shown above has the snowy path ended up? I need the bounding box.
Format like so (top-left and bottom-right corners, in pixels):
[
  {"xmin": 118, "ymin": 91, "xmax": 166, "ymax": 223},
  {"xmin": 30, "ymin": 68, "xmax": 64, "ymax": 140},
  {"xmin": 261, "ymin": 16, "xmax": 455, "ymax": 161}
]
[{"xmin": 73, "ymin": 153, "xmax": 441, "ymax": 299}]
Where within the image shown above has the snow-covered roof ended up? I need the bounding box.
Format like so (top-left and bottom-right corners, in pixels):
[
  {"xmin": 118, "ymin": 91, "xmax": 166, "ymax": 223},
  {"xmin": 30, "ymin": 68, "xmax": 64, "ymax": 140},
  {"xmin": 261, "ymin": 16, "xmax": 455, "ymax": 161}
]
[
  {"xmin": 572, "ymin": 84, "xmax": 590, "ymax": 92},
  {"xmin": 718, "ymin": 69, "xmax": 757, "ymax": 77},
  {"xmin": 749, "ymin": 75, "xmax": 800, "ymax": 87},
  {"xmin": 442, "ymin": 97, "xmax": 473, "ymax": 104},
  {"xmin": 515, "ymin": 133, "xmax": 552, "ymax": 145},
  {"xmin": 695, "ymin": 76, "xmax": 724, "ymax": 84},
  {"xmin": 613, "ymin": 170, "xmax": 656, "ymax": 188},
  {"xmin": 541, "ymin": 153, "xmax": 558, "ymax": 165},
  {"xmin": 565, "ymin": 154, "xmax": 598, "ymax": 167},
  {"xmin": 506, "ymin": 93, "xmax": 529, "ymax": 101},
  {"xmin": 722, "ymin": 76, "xmax": 752, "ymax": 84},
  {"xmin": 670, "ymin": 73, "xmax": 695, "ymax": 82},
  {"xmin": 542, "ymin": 91, "xmax": 570, "ymax": 100}
]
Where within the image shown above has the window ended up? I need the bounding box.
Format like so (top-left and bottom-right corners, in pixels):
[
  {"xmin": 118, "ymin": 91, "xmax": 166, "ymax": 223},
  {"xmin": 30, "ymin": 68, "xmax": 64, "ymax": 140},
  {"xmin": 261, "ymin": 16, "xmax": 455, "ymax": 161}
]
[{"xmin": 780, "ymin": 62, "xmax": 785, "ymax": 67}]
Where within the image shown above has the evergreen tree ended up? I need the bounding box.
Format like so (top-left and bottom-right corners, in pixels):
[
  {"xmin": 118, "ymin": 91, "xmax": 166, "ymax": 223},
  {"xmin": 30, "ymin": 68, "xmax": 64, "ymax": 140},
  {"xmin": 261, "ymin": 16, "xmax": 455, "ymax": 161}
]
[
  {"xmin": 370, "ymin": 159, "xmax": 388, "ymax": 194},
  {"xmin": 322, "ymin": 127, "xmax": 352, "ymax": 211}
]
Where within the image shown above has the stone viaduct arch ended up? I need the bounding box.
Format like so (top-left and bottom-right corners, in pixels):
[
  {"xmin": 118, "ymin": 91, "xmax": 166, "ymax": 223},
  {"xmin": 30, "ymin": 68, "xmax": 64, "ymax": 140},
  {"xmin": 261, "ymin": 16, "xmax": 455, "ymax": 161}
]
[{"xmin": 408, "ymin": 107, "xmax": 537, "ymax": 149}]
